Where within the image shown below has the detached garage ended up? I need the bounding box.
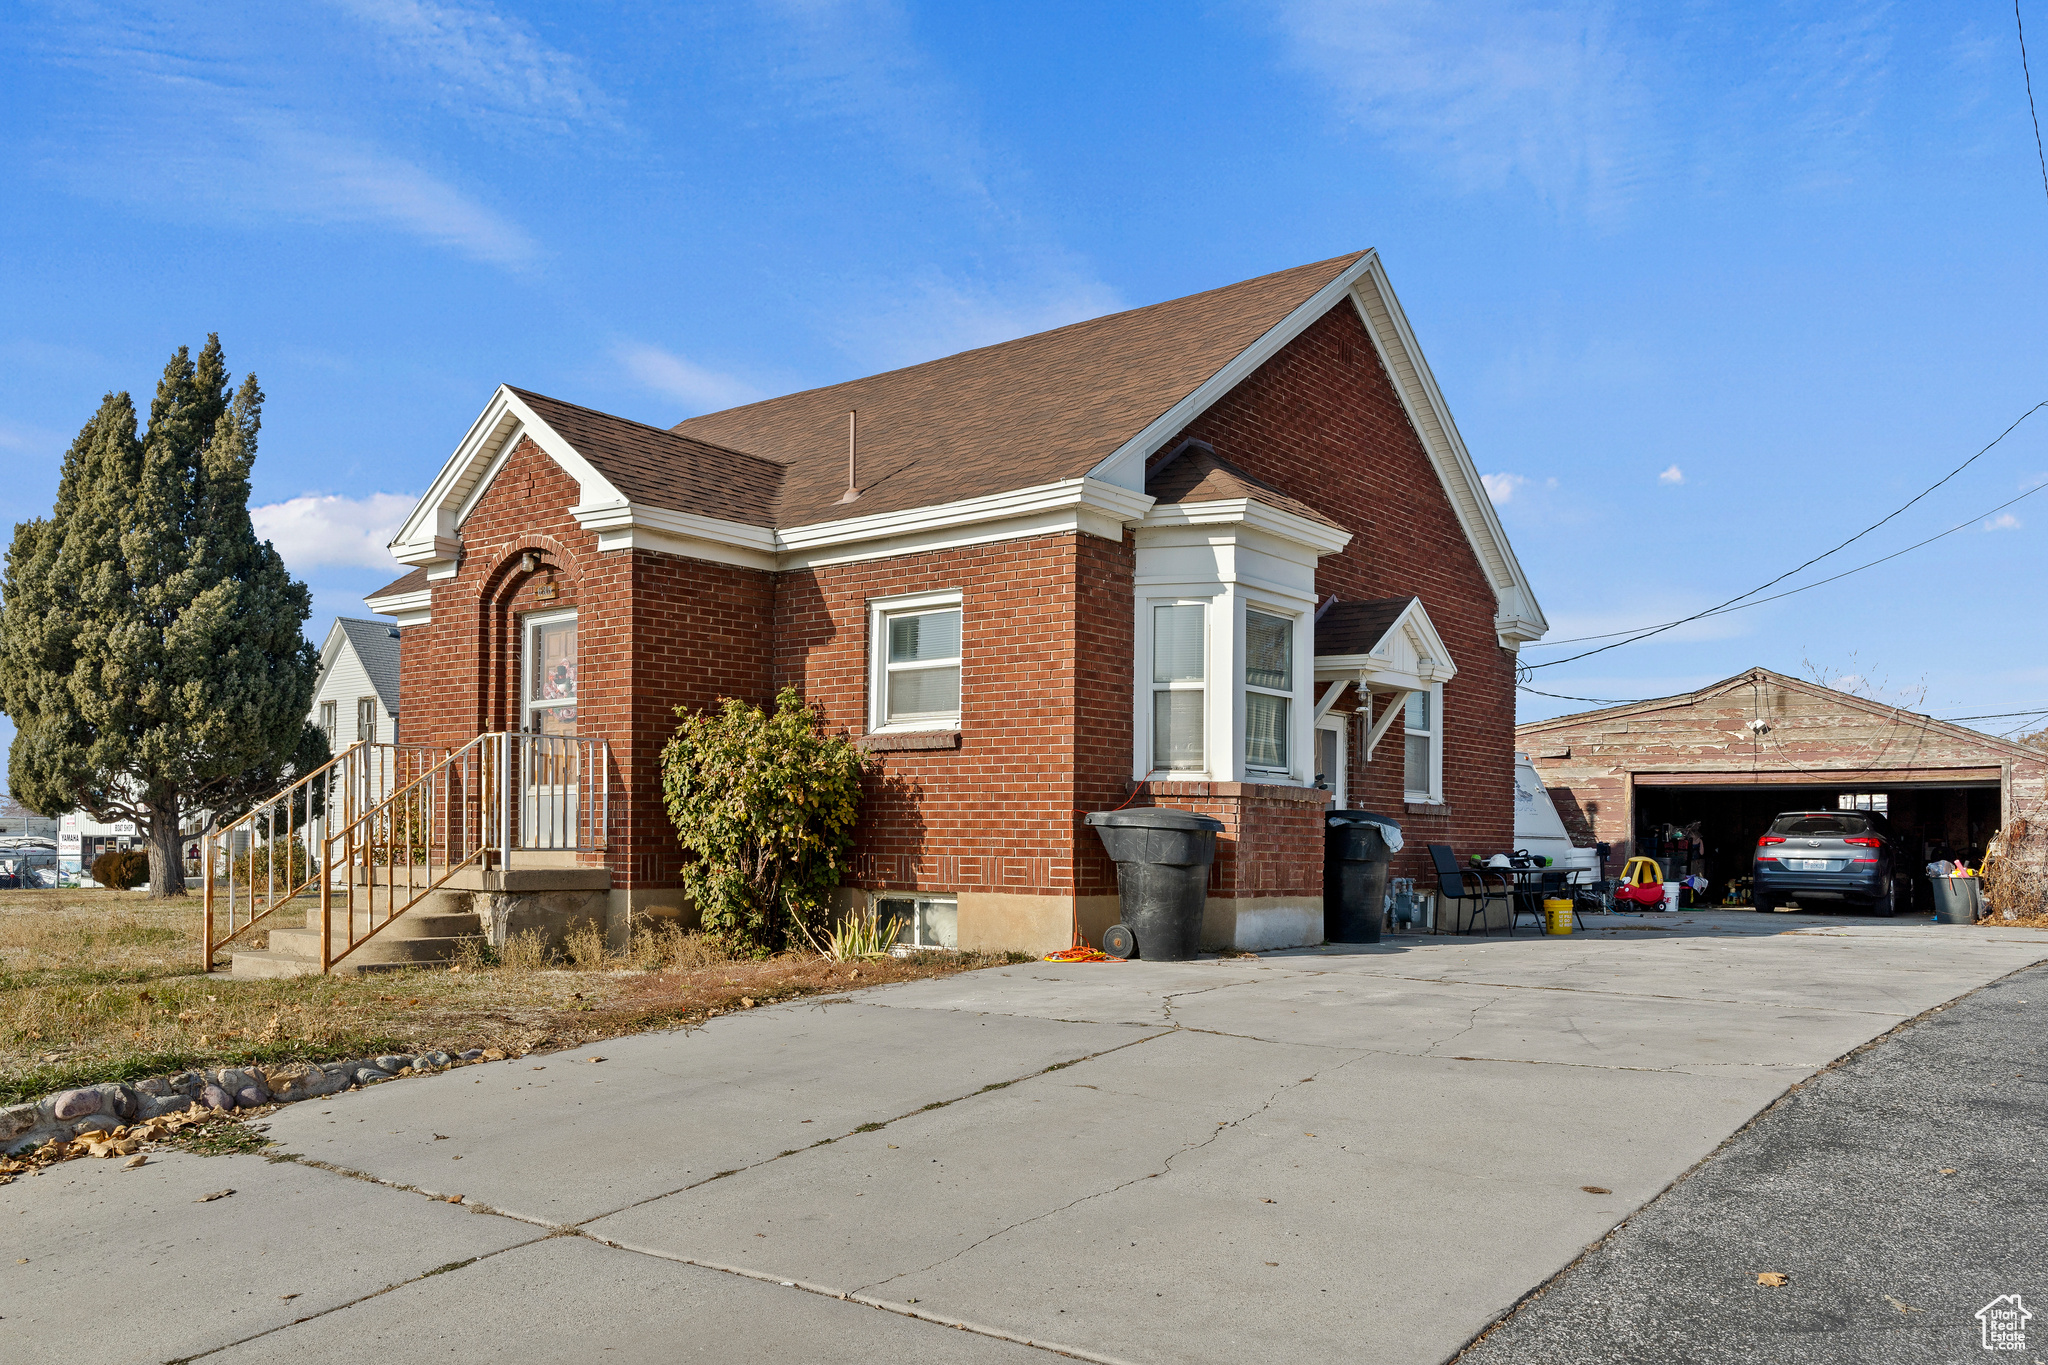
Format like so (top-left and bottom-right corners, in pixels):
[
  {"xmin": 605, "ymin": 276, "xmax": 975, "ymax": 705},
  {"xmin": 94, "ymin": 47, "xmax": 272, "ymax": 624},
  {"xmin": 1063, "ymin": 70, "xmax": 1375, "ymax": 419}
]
[{"xmin": 1518, "ymin": 668, "xmax": 2048, "ymax": 915}]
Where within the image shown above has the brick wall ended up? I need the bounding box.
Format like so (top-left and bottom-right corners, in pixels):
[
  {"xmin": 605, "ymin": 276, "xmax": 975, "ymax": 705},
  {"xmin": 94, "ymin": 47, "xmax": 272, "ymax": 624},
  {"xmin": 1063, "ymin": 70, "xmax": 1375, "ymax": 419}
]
[
  {"xmin": 391, "ymin": 298, "xmax": 1523, "ymax": 926},
  {"xmin": 777, "ymin": 534, "xmax": 1089, "ymax": 899},
  {"xmin": 1154, "ymin": 301, "xmax": 1520, "ymax": 886}
]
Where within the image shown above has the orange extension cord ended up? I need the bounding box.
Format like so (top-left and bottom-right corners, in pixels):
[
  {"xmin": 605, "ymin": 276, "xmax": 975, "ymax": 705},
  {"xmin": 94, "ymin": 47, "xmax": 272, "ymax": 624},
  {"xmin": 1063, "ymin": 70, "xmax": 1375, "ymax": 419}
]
[{"xmin": 1043, "ymin": 946, "xmax": 1125, "ymax": 963}]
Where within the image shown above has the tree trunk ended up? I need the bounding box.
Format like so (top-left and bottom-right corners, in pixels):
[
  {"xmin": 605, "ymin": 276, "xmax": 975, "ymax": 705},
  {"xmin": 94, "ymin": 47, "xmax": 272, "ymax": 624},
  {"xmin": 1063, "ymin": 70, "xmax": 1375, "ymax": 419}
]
[{"xmin": 147, "ymin": 795, "xmax": 187, "ymax": 898}]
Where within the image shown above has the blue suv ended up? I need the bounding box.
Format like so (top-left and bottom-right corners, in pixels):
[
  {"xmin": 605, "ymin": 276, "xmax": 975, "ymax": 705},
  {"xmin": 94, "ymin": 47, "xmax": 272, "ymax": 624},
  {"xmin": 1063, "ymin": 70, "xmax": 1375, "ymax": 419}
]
[{"xmin": 1753, "ymin": 810, "xmax": 1897, "ymax": 917}]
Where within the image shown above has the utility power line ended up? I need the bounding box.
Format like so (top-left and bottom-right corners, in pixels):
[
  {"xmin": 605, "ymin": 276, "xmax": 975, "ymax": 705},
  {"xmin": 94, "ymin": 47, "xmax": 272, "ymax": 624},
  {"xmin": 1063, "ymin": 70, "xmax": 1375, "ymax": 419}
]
[
  {"xmin": 1525, "ymin": 475, "xmax": 2048, "ymax": 648},
  {"xmin": 1521, "ymin": 401, "xmax": 2048, "ymax": 671},
  {"xmin": 2021, "ymin": 0, "xmax": 2048, "ymax": 208}
]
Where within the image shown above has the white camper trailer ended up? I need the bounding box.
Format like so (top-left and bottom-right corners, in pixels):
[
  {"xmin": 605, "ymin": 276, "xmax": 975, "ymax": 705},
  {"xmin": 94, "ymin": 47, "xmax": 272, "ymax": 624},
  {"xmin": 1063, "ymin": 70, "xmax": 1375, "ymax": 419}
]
[{"xmin": 1513, "ymin": 754, "xmax": 1600, "ymax": 884}]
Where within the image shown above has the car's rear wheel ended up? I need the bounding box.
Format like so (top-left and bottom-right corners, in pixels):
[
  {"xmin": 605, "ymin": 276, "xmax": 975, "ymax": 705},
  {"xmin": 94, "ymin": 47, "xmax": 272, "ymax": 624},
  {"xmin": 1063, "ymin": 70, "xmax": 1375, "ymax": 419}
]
[
  {"xmin": 1754, "ymin": 894, "xmax": 1776, "ymax": 914},
  {"xmin": 1869, "ymin": 880, "xmax": 1896, "ymax": 918}
]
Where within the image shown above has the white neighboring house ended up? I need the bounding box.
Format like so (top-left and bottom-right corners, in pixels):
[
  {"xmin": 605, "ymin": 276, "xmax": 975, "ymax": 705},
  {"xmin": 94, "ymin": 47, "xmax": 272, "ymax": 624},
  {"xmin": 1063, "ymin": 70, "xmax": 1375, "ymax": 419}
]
[{"xmin": 312, "ymin": 617, "xmax": 402, "ymax": 750}]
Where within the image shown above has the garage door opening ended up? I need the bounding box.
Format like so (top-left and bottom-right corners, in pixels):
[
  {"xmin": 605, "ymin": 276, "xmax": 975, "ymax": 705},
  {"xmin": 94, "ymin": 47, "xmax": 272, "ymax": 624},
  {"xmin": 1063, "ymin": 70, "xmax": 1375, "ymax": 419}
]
[{"xmin": 1631, "ymin": 780, "xmax": 2001, "ymax": 914}]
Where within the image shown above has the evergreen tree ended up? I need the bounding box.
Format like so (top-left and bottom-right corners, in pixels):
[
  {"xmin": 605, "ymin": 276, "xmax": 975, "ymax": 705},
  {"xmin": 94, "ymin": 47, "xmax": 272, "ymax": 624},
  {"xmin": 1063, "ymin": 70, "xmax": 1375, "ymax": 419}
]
[{"xmin": 0, "ymin": 336, "xmax": 326, "ymax": 896}]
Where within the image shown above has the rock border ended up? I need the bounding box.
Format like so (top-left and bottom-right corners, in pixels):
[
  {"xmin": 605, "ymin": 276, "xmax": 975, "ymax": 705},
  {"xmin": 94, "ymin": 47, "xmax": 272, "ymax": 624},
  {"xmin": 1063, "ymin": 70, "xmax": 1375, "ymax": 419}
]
[{"xmin": 0, "ymin": 1047, "xmax": 517, "ymax": 1156}]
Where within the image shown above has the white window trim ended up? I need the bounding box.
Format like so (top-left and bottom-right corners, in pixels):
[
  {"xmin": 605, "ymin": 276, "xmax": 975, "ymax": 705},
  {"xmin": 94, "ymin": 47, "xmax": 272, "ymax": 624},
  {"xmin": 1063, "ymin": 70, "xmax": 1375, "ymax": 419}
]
[
  {"xmin": 1143, "ymin": 597, "xmax": 1212, "ymax": 779},
  {"xmin": 1316, "ymin": 712, "xmax": 1348, "ymax": 808},
  {"xmin": 520, "ymin": 607, "xmax": 579, "ymax": 734},
  {"xmin": 867, "ymin": 591, "xmax": 963, "ymax": 734},
  {"xmin": 1132, "ymin": 590, "xmax": 1316, "ymax": 786},
  {"xmin": 1403, "ymin": 681, "xmax": 1444, "ymax": 804},
  {"xmin": 1242, "ymin": 605, "xmax": 1299, "ymax": 777}
]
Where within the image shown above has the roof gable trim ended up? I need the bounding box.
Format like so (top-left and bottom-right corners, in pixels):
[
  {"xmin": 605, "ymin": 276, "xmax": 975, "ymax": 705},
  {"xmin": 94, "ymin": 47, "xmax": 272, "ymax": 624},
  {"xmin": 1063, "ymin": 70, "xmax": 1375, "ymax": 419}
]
[{"xmin": 388, "ymin": 386, "xmax": 628, "ymax": 574}]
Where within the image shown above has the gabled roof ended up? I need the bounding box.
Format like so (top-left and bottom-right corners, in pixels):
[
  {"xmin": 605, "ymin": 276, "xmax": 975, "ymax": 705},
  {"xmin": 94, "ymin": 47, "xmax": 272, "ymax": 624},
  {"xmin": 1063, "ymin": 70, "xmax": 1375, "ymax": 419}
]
[
  {"xmin": 1316, "ymin": 597, "xmax": 1417, "ymax": 657},
  {"xmin": 1314, "ymin": 596, "xmax": 1456, "ymax": 688},
  {"xmin": 1147, "ymin": 444, "xmax": 1340, "ymax": 530},
  {"xmin": 317, "ymin": 617, "xmax": 402, "ymax": 715},
  {"xmin": 509, "ymin": 388, "xmax": 784, "ymax": 528},
  {"xmin": 673, "ymin": 253, "xmax": 1368, "ymax": 528},
  {"xmin": 1516, "ymin": 666, "xmax": 2048, "ymax": 762},
  {"xmin": 380, "ymin": 252, "xmax": 1547, "ymax": 643}
]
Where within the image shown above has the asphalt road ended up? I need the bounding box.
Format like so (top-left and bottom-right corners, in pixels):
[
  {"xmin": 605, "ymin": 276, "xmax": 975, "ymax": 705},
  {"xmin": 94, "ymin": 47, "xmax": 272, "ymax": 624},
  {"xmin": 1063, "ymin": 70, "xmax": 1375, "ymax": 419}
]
[{"xmin": 1460, "ymin": 959, "xmax": 2048, "ymax": 1365}]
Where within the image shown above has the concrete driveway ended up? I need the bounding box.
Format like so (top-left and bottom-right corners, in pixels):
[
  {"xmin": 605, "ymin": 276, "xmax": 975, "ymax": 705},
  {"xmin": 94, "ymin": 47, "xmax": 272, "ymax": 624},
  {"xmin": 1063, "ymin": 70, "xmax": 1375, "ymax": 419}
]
[{"xmin": 8, "ymin": 911, "xmax": 2046, "ymax": 1365}]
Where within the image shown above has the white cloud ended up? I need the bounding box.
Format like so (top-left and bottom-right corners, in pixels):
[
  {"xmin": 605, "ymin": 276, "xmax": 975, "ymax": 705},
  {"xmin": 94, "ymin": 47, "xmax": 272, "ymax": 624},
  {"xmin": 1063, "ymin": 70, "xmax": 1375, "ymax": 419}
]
[
  {"xmin": 1482, "ymin": 471, "xmax": 1529, "ymax": 504},
  {"xmin": 1268, "ymin": 0, "xmax": 1661, "ymax": 216},
  {"xmin": 1984, "ymin": 511, "xmax": 2023, "ymax": 531},
  {"xmin": 252, "ymin": 493, "xmax": 418, "ymax": 572},
  {"xmin": 615, "ymin": 344, "xmax": 765, "ymax": 414},
  {"xmin": 748, "ymin": 0, "xmax": 1124, "ymax": 369},
  {"xmin": 34, "ymin": 12, "xmax": 541, "ymax": 269},
  {"xmin": 331, "ymin": 0, "xmax": 615, "ymax": 132},
  {"xmin": 230, "ymin": 122, "xmax": 540, "ymax": 267},
  {"xmin": 1658, "ymin": 464, "xmax": 1685, "ymax": 484}
]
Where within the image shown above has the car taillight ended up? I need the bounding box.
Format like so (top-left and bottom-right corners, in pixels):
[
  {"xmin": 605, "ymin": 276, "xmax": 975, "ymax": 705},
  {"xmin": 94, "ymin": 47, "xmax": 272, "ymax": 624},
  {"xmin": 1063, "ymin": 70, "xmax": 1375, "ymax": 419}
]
[
  {"xmin": 1852, "ymin": 857, "xmax": 1877, "ymax": 864},
  {"xmin": 1758, "ymin": 836, "xmax": 1786, "ymax": 846},
  {"xmin": 1844, "ymin": 836, "xmax": 1881, "ymax": 847}
]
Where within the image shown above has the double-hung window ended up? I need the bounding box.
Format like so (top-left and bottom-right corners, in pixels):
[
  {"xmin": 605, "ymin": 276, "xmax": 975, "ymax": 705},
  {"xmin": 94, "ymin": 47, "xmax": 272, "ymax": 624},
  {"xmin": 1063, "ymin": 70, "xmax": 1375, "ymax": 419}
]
[
  {"xmin": 319, "ymin": 700, "xmax": 338, "ymax": 744},
  {"xmin": 1403, "ymin": 686, "xmax": 1441, "ymax": 802},
  {"xmin": 1150, "ymin": 603, "xmax": 1206, "ymax": 772},
  {"xmin": 357, "ymin": 697, "xmax": 378, "ymax": 744},
  {"xmin": 871, "ymin": 595, "xmax": 962, "ymax": 731},
  {"xmin": 1243, "ymin": 610, "xmax": 1293, "ymax": 773}
]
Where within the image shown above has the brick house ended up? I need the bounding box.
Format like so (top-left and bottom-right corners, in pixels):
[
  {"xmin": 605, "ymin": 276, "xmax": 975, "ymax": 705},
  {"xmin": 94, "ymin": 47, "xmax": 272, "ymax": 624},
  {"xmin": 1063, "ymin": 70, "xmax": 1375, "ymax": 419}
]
[{"xmin": 366, "ymin": 251, "xmax": 1547, "ymax": 954}]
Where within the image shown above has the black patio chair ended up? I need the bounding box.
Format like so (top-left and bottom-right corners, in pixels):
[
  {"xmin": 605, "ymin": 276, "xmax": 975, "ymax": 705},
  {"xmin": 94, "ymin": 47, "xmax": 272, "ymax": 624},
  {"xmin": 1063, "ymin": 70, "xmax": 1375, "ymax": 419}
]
[{"xmin": 1427, "ymin": 844, "xmax": 1511, "ymax": 936}]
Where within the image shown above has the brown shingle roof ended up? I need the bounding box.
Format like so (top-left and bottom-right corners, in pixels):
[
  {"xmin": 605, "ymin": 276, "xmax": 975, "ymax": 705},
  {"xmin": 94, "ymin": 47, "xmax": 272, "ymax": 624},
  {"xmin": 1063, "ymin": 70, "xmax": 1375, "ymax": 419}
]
[
  {"xmin": 510, "ymin": 387, "xmax": 784, "ymax": 528},
  {"xmin": 1146, "ymin": 445, "xmax": 1342, "ymax": 530},
  {"xmin": 1316, "ymin": 597, "xmax": 1417, "ymax": 657},
  {"xmin": 670, "ymin": 252, "xmax": 1367, "ymax": 526},
  {"xmin": 365, "ymin": 566, "xmax": 428, "ymax": 601}
]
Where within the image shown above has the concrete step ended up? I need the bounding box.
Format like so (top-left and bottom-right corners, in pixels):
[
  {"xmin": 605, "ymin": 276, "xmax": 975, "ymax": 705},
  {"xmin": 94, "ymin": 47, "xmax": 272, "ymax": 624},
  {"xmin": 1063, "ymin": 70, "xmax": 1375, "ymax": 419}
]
[
  {"xmin": 229, "ymin": 949, "xmax": 413, "ymax": 979},
  {"xmin": 340, "ymin": 865, "xmax": 609, "ymax": 893},
  {"xmin": 266, "ymin": 926, "xmax": 477, "ymax": 965},
  {"xmin": 289, "ymin": 908, "xmax": 484, "ymax": 939}
]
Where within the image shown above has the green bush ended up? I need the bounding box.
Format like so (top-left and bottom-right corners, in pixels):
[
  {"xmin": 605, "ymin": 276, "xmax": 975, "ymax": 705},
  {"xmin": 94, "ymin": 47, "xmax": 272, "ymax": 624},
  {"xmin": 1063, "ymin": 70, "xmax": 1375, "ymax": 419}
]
[
  {"xmin": 228, "ymin": 836, "xmax": 311, "ymax": 890},
  {"xmin": 660, "ymin": 687, "xmax": 871, "ymax": 957},
  {"xmin": 89, "ymin": 848, "xmax": 151, "ymax": 890}
]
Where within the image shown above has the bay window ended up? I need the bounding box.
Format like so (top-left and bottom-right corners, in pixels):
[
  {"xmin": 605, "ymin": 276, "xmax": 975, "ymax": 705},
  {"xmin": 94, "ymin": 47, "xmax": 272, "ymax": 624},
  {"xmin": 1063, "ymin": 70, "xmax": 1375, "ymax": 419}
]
[
  {"xmin": 1151, "ymin": 603, "xmax": 1206, "ymax": 771},
  {"xmin": 1243, "ymin": 609, "xmax": 1293, "ymax": 772}
]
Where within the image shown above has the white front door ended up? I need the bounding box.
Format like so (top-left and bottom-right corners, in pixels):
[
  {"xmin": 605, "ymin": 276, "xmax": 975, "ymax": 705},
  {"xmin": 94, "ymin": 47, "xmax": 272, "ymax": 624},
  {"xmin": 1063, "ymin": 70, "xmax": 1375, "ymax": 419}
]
[
  {"xmin": 521, "ymin": 611, "xmax": 579, "ymax": 847},
  {"xmin": 1316, "ymin": 713, "xmax": 1348, "ymax": 809}
]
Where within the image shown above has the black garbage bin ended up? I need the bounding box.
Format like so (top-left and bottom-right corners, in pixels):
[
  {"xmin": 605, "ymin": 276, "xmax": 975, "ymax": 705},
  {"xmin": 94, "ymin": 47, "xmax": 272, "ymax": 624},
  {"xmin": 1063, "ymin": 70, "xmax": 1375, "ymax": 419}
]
[
  {"xmin": 1324, "ymin": 810, "xmax": 1400, "ymax": 944},
  {"xmin": 1084, "ymin": 807, "xmax": 1223, "ymax": 960}
]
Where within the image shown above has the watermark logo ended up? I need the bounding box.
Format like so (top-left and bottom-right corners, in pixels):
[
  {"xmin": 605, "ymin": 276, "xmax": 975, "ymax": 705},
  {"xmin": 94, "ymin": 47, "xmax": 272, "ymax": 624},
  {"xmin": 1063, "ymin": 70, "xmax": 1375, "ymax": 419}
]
[{"xmin": 1977, "ymin": 1294, "xmax": 2032, "ymax": 1351}]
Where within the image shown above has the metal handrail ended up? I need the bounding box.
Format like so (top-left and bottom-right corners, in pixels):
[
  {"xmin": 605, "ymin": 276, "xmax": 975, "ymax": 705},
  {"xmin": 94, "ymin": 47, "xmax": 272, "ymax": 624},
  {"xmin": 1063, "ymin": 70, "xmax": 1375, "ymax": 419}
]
[
  {"xmin": 321, "ymin": 733, "xmax": 497, "ymax": 972},
  {"xmin": 202, "ymin": 732, "xmax": 612, "ymax": 974},
  {"xmin": 201, "ymin": 742, "xmax": 446, "ymax": 969}
]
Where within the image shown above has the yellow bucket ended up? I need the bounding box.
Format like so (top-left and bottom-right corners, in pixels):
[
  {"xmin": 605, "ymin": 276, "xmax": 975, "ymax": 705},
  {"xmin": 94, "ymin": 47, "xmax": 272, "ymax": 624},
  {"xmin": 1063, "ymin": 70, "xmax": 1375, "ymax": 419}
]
[{"xmin": 1544, "ymin": 898, "xmax": 1574, "ymax": 935}]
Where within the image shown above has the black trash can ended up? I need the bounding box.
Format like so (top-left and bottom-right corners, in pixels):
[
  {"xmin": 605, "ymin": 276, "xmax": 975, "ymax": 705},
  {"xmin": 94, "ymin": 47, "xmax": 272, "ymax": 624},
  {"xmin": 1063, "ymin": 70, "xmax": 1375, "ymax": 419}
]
[
  {"xmin": 1324, "ymin": 810, "xmax": 1400, "ymax": 944},
  {"xmin": 1084, "ymin": 807, "xmax": 1223, "ymax": 961}
]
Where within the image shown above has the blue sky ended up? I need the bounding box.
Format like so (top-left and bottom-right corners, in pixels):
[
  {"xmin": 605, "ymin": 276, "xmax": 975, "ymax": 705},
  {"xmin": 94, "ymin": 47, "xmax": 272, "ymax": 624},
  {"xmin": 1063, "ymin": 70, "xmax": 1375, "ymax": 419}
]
[{"xmin": 3, "ymin": 1, "xmax": 2046, "ymax": 794}]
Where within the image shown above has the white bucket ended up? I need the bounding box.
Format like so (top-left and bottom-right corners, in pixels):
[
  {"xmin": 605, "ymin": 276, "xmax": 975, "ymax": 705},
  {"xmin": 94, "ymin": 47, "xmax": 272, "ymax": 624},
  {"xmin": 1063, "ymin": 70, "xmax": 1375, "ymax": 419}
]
[{"xmin": 1662, "ymin": 882, "xmax": 1680, "ymax": 912}]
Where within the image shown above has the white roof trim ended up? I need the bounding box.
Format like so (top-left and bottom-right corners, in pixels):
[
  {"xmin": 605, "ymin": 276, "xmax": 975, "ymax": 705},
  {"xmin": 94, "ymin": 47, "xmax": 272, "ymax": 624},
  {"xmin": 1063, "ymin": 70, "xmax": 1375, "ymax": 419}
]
[
  {"xmin": 1315, "ymin": 596, "xmax": 1458, "ymax": 690},
  {"xmin": 1083, "ymin": 251, "xmax": 1547, "ymax": 650},
  {"xmin": 1138, "ymin": 496, "xmax": 1352, "ymax": 557},
  {"xmin": 363, "ymin": 586, "xmax": 432, "ymax": 628},
  {"xmin": 387, "ymin": 386, "xmax": 629, "ymax": 574}
]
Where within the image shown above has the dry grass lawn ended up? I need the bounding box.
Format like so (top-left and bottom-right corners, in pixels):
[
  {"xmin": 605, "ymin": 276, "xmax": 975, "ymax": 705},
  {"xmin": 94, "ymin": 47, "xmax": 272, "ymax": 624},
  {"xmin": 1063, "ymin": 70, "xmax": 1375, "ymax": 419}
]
[{"xmin": 0, "ymin": 888, "xmax": 1025, "ymax": 1106}]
